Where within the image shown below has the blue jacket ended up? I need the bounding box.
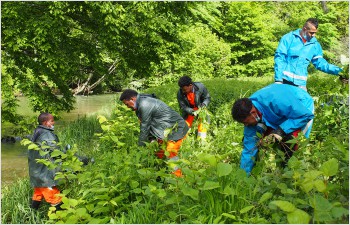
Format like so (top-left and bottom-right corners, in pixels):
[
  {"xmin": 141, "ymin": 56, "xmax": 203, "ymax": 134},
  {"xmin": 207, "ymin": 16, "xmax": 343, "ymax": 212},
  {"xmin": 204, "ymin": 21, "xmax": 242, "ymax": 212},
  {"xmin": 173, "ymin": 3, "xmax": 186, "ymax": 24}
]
[
  {"xmin": 274, "ymin": 29, "xmax": 342, "ymax": 88},
  {"xmin": 240, "ymin": 84, "xmax": 314, "ymax": 174}
]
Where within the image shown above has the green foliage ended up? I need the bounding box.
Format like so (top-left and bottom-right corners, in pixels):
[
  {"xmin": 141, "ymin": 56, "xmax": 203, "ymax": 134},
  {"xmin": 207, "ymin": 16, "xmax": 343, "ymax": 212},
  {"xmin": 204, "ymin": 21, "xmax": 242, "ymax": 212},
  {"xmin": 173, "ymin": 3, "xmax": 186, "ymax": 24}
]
[
  {"xmin": 219, "ymin": 2, "xmax": 278, "ymax": 77},
  {"xmin": 2, "ymin": 1, "xmax": 348, "ymax": 125}
]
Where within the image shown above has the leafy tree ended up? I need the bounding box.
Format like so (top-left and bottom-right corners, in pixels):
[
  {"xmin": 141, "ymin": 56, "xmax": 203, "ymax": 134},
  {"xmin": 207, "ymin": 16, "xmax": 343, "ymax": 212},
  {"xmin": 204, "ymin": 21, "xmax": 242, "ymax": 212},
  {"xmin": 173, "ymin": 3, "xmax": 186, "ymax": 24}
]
[
  {"xmin": 218, "ymin": 2, "xmax": 278, "ymax": 77},
  {"xmin": 146, "ymin": 23, "xmax": 232, "ymax": 87},
  {"xmin": 1, "ymin": 1, "xmax": 202, "ymax": 123}
]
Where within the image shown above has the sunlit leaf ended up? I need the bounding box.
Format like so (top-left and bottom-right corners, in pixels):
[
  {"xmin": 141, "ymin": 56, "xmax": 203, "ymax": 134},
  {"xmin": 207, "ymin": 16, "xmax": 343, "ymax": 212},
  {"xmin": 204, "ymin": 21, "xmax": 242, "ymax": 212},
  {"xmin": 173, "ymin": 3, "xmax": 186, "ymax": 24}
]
[
  {"xmin": 181, "ymin": 186, "xmax": 199, "ymax": 200},
  {"xmin": 287, "ymin": 209, "xmax": 310, "ymax": 224},
  {"xmin": 217, "ymin": 162, "xmax": 232, "ymax": 177},
  {"xmin": 270, "ymin": 200, "xmax": 296, "ymax": 212},
  {"xmin": 259, "ymin": 192, "xmax": 273, "ymax": 204},
  {"xmin": 240, "ymin": 205, "xmax": 254, "ymax": 214},
  {"xmin": 200, "ymin": 181, "xmax": 221, "ymax": 190},
  {"xmin": 320, "ymin": 158, "xmax": 339, "ymax": 177}
]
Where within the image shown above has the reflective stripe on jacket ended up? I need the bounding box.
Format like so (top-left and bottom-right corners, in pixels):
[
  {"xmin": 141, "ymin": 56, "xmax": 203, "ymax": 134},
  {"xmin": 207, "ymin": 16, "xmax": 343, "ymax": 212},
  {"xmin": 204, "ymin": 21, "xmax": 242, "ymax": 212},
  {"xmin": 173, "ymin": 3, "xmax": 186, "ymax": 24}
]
[
  {"xmin": 135, "ymin": 95, "xmax": 189, "ymax": 146},
  {"xmin": 240, "ymin": 84, "xmax": 314, "ymax": 174},
  {"xmin": 274, "ymin": 29, "xmax": 342, "ymax": 87},
  {"xmin": 28, "ymin": 125, "xmax": 60, "ymax": 187},
  {"xmin": 177, "ymin": 82, "xmax": 211, "ymax": 118}
]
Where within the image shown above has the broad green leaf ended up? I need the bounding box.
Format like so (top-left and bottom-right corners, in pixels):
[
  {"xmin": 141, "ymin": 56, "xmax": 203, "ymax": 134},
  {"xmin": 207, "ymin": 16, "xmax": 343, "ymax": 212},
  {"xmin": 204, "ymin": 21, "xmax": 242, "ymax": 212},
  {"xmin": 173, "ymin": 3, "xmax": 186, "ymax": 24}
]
[
  {"xmin": 76, "ymin": 207, "xmax": 87, "ymax": 217},
  {"xmin": 88, "ymin": 217, "xmax": 110, "ymax": 224},
  {"xmin": 314, "ymin": 210, "xmax": 333, "ymax": 223},
  {"xmin": 110, "ymin": 136, "xmax": 119, "ymax": 143},
  {"xmin": 110, "ymin": 200, "xmax": 118, "ymax": 206},
  {"xmin": 101, "ymin": 124, "xmax": 110, "ymax": 131},
  {"xmin": 310, "ymin": 195, "xmax": 333, "ymax": 211},
  {"xmin": 301, "ymin": 180, "xmax": 314, "ymax": 193},
  {"xmin": 313, "ymin": 180, "xmax": 327, "ymax": 193},
  {"xmin": 98, "ymin": 115, "xmax": 107, "ymax": 124},
  {"xmin": 21, "ymin": 139, "xmax": 32, "ymax": 146},
  {"xmin": 157, "ymin": 189, "xmax": 167, "ymax": 198},
  {"xmin": 28, "ymin": 143, "xmax": 39, "ymax": 150},
  {"xmin": 221, "ymin": 185, "xmax": 235, "ymax": 195},
  {"xmin": 303, "ymin": 170, "xmax": 323, "ymax": 180},
  {"xmin": 270, "ymin": 200, "xmax": 296, "ymax": 212},
  {"xmin": 65, "ymin": 215, "xmax": 78, "ymax": 224},
  {"xmin": 200, "ymin": 181, "xmax": 221, "ymax": 190},
  {"xmin": 320, "ymin": 158, "xmax": 338, "ymax": 177},
  {"xmin": 213, "ymin": 215, "xmax": 222, "ymax": 224},
  {"xmin": 67, "ymin": 198, "xmax": 79, "ymax": 208},
  {"xmin": 240, "ymin": 205, "xmax": 254, "ymax": 214},
  {"xmin": 94, "ymin": 195, "xmax": 109, "ymax": 200},
  {"xmin": 168, "ymin": 211, "xmax": 177, "ymax": 220},
  {"xmin": 287, "ymin": 209, "xmax": 310, "ymax": 224},
  {"xmin": 130, "ymin": 180, "xmax": 139, "ymax": 189},
  {"xmin": 197, "ymin": 153, "xmax": 217, "ymax": 167},
  {"xmin": 287, "ymin": 156, "xmax": 301, "ymax": 169},
  {"xmin": 331, "ymin": 207, "xmax": 349, "ymax": 219},
  {"xmin": 93, "ymin": 206, "xmax": 110, "ymax": 215},
  {"xmin": 217, "ymin": 162, "xmax": 232, "ymax": 177},
  {"xmin": 181, "ymin": 186, "xmax": 199, "ymax": 200},
  {"xmin": 51, "ymin": 149, "xmax": 63, "ymax": 157},
  {"xmin": 259, "ymin": 192, "xmax": 273, "ymax": 204},
  {"xmin": 222, "ymin": 213, "xmax": 236, "ymax": 220}
]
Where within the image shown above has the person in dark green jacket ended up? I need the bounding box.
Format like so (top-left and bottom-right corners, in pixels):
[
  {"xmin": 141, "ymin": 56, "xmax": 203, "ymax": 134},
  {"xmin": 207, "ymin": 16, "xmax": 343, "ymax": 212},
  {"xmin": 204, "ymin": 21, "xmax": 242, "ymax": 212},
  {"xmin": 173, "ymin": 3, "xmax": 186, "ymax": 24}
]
[
  {"xmin": 177, "ymin": 76, "xmax": 210, "ymax": 140},
  {"xmin": 120, "ymin": 89, "xmax": 189, "ymax": 177},
  {"xmin": 28, "ymin": 113, "xmax": 63, "ymax": 210}
]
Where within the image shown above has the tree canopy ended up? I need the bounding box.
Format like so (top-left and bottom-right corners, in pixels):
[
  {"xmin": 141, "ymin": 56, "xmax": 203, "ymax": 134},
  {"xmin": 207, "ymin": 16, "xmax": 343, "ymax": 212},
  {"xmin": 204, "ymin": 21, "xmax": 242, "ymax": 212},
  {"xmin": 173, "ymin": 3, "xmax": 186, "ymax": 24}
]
[{"xmin": 1, "ymin": 1, "xmax": 348, "ymax": 124}]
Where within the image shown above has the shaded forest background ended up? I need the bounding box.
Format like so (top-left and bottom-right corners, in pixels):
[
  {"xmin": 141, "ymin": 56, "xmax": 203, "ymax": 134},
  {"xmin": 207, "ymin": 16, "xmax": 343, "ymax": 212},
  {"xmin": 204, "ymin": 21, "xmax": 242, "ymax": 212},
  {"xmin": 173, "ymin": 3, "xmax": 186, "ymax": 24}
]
[{"xmin": 1, "ymin": 1, "xmax": 349, "ymax": 124}]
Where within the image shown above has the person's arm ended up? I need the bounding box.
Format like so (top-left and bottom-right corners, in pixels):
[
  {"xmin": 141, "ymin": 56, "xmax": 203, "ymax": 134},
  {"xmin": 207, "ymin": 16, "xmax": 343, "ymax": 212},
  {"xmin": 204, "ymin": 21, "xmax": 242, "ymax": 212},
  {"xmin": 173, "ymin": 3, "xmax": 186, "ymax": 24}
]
[
  {"xmin": 177, "ymin": 91, "xmax": 195, "ymax": 115},
  {"xmin": 274, "ymin": 34, "xmax": 290, "ymax": 82},
  {"xmin": 240, "ymin": 126, "xmax": 260, "ymax": 174},
  {"xmin": 138, "ymin": 100, "xmax": 154, "ymax": 146},
  {"xmin": 311, "ymin": 42, "xmax": 342, "ymax": 75},
  {"xmin": 200, "ymin": 85, "xmax": 211, "ymax": 107}
]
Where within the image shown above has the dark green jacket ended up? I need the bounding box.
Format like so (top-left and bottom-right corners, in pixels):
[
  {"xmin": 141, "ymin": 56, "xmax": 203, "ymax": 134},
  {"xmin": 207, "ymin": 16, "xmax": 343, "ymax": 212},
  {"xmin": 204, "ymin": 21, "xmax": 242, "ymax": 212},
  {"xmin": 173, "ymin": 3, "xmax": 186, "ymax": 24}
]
[
  {"xmin": 135, "ymin": 94, "xmax": 189, "ymax": 146},
  {"xmin": 28, "ymin": 125, "xmax": 60, "ymax": 187},
  {"xmin": 177, "ymin": 82, "xmax": 211, "ymax": 118}
]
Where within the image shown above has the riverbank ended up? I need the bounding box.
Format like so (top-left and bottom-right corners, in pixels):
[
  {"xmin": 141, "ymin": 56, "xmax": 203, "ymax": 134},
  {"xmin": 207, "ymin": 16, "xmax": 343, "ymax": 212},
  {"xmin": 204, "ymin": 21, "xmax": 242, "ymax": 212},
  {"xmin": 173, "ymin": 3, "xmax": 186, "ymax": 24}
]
[{"xmin": 1, "ymin": 94, "xmax": 117, "ymax": 186}]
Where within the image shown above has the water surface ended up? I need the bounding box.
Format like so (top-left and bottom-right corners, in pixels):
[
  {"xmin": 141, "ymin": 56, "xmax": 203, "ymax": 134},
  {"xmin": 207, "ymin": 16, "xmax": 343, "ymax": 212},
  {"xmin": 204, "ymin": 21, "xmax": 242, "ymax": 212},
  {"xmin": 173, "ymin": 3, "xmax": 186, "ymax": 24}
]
[{"xmin": 1, "ymin": 94, "xmax": 116, "ymax": 186}]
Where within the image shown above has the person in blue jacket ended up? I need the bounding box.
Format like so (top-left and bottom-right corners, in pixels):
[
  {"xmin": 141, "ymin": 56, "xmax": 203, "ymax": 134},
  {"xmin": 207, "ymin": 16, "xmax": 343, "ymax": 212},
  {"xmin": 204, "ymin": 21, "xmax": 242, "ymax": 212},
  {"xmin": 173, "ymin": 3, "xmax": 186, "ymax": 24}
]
[
  {"xmin": 274, "ymin": 18, "xmax": 344, "ymax": 90},
  {"xmin": 231, "ymin": 84, "xmax": 314, "ymax": 174}
]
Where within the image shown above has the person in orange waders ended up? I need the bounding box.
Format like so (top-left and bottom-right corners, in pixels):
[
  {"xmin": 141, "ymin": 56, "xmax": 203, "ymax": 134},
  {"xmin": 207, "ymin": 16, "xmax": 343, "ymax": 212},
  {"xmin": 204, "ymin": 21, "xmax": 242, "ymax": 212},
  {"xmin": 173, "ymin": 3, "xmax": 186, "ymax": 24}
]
[
  {"xmin": 177, "ymin": 76, "xmax": 211, "ymax": 140},
  {"xmin": 120, "ymin": 89, "xmax": 189, "ymax": 177},
  {"xmin": 28, "ymin": 113, "xmax": 63, "ymax": 210}
]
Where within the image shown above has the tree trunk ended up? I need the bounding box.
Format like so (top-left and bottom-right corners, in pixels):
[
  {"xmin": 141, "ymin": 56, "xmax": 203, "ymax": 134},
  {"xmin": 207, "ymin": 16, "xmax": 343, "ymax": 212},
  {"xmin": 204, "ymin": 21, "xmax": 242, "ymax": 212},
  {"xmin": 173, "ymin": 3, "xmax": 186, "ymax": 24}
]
[
  {"xmin": 72, "ymin": 59, "xmax": 119, "ymax": 95},
  {"xmin": 72, "ymin": 73, "xmax": 93, "ymax": 95},
  {"xmin": 320, "ymin": 1, "xmax": 329, "ymax": 13}
]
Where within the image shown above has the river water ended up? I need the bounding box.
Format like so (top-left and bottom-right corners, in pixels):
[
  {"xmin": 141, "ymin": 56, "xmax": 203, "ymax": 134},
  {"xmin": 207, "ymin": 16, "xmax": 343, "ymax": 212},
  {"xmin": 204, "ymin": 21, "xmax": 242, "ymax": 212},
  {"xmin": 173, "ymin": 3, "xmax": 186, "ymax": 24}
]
[{"xmin": 1, "ymin": 94, "xmax": 117, "ymax": 186}]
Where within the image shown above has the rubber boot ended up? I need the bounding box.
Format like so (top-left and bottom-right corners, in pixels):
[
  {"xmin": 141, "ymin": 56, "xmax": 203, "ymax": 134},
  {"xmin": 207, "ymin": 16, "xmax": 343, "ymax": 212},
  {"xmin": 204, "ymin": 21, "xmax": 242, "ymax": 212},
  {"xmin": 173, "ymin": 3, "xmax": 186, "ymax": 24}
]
[
  {"xmin": 30, "ymin": 200, "xmax": 41, "ymax": 210},
  {"xmin": 52, "ymin": 202, "xmax": 63, "ymax": 211}
]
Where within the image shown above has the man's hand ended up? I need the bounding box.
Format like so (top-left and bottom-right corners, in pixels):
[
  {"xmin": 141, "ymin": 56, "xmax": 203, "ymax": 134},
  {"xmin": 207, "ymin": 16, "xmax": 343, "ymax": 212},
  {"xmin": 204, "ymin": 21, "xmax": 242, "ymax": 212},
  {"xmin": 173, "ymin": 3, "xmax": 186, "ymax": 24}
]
[
  {"xmin": 264, "ymin": 127, "xmax": 285, "ymax": 144},
  {"xmin": 339, "ymin": 66, "xmax": 349, "ymax": 84},
  {"xmin": 199, "ymin": 103, "xmax": 206, "ymax": 108},
  {"xmin": 339, "ymin": 75, "xmax": 348, "ymax": 84},
  {"xmin": 265, "ymin": 133, "xmax": 283, "ymax": 143}
]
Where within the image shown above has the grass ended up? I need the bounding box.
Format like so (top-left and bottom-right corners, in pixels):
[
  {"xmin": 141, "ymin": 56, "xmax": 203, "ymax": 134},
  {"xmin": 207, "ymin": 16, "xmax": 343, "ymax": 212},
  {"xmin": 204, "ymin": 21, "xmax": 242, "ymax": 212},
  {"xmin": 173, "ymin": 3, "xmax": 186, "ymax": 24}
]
[
  {"xmin": 1, "ymin": 75, "xmax": 348, "ymax": 224},
  {"xmin": 1, "ymin": 179, "xmax": 50, "ymax": 224}
]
